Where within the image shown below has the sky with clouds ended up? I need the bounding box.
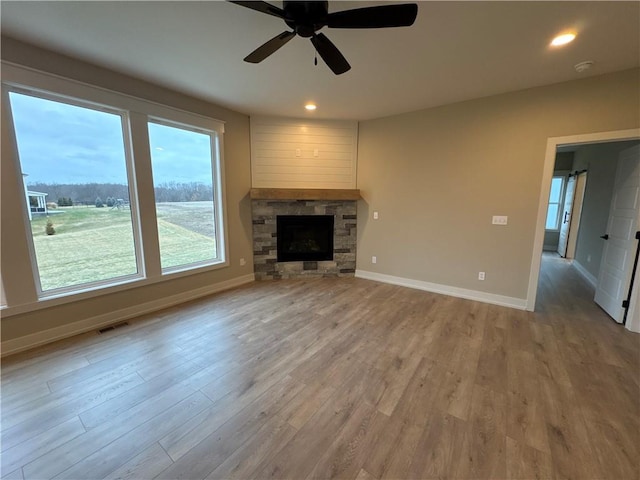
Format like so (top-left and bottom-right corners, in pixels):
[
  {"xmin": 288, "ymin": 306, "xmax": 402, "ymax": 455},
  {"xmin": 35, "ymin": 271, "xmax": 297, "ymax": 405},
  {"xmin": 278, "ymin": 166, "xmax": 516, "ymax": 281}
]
[{"xmin": 10, "ymin": 92, "xmax": 213, "ymax": 186}]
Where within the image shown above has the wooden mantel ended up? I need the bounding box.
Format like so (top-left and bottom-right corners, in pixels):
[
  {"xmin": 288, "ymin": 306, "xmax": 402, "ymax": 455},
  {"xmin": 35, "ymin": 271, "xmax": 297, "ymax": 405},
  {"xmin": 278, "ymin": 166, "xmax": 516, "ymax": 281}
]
[{"xmin": 250, "ymin": 188, "xmax": 361, "ymax": 201}]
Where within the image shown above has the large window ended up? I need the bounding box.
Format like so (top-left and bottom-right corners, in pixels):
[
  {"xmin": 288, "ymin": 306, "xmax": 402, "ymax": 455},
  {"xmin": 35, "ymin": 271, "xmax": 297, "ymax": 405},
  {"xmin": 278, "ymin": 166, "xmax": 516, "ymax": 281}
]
[
  {"xmin": 148, "ymin": 120, "xmax": 221, "ymax": 270},
  {"xmin": 2, "ymin": 65, "xmax": 226, "ymax": 307},
  {"xmin": 9, "ymin": 91, "xmax": 140, "ymax": 293},
  {"xmin": 545, "ymin": 176, "xmax": 565, "ymax": 230}
]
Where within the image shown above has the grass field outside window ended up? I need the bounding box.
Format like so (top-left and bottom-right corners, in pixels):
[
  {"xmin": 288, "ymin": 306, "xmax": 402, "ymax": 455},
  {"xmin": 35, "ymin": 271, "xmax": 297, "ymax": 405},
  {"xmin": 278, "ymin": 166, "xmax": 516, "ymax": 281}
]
[{"xmin": 31, "ymin": 202, "xmax": 216, "ymax": 291}]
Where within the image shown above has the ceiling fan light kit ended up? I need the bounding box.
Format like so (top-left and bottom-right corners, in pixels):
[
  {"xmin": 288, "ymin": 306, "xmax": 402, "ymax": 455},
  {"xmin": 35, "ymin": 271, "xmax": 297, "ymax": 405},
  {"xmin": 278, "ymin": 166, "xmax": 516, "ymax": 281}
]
[{"xmin": 229, "ymin": 1, "xmax": 419, "ymax": 75}]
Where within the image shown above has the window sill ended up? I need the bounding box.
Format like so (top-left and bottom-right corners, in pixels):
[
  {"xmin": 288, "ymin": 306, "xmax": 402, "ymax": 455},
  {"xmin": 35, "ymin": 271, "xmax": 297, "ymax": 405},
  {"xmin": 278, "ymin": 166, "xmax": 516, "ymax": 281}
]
[{"xmin": 1, "ymin": 259, "xmax": 230, "ymax": 318}]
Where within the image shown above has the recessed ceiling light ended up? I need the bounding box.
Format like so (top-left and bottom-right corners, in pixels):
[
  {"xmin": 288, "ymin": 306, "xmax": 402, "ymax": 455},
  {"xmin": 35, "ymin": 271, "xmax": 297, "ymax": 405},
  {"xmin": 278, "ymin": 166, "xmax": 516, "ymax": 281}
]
[
  {"xmin": 551, "ymin": 33, "xmax": 576, "ymax": 47},
  {"xmin": 305, "ymin": 103, "xmax": 317, "ymax": 111}
]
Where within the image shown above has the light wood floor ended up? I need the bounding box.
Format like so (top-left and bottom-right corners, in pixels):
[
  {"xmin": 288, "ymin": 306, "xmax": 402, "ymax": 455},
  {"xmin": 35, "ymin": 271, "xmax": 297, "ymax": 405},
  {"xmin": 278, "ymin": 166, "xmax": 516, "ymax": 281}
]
[{"xmin": 1, "ymin": 254, "xmax": 638, "ymax": 479}]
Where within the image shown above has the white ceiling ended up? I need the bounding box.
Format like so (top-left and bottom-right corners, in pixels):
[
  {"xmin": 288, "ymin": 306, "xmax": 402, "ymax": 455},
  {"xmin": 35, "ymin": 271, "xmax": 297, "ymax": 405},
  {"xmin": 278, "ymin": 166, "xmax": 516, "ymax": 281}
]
[{"xmin": 2, "ymin": 1, "xmax": 639, "ymax": 120}]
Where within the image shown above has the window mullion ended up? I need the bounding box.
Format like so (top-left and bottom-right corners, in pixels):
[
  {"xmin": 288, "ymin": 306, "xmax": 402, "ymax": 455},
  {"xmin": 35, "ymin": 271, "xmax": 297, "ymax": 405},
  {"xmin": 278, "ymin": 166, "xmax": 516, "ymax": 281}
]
[{"xmin": 129, "ymin": 112, "xmax": 162, "ymax": 279}]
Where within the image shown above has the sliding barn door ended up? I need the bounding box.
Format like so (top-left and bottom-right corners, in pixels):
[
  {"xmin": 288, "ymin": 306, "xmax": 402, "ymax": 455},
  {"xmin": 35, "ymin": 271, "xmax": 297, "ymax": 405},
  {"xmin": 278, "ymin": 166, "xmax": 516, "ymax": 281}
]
[
  {"xmin": 565, "ymin": 172, "xmax": 587, "ymax": 259},
  {"xmin": 558, "ymin": 176, "xmax": 576, "ymax": 258}
]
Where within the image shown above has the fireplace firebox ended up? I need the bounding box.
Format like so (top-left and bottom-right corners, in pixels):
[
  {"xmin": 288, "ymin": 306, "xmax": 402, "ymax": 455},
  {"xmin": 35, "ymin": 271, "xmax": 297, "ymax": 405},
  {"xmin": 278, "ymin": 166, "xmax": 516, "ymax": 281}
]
[{"xmin": 277, "ymin": 215, "xmax": 334, "ymax": 262}]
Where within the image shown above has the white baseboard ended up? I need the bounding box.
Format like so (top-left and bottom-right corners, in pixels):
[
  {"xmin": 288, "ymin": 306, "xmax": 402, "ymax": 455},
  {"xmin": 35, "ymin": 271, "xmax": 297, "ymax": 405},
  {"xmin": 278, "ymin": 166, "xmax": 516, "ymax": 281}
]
[
  {"xmin": 572, "ymin": 260, "xmax": 598, "ymax": 289},
  {"xmin": 1, "ymin": 274, "xmax": 255, "ymax": 357},
  {"xmin": 355, "ymin": 270, "xmax": 527, "ymax": 310}
]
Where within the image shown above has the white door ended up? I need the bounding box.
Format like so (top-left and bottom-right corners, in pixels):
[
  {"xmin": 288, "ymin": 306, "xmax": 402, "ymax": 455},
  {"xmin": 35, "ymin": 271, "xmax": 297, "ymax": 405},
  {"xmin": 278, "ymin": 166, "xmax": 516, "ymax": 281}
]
[
  {"xmin": 558, "ymin": 176, "xmax": 576, "ymax": 257},
  {"xmin": 595, "ymin": 145, "xmax": 640, "ymax": 322},
  {"xmin": 565, "ymin": 172, "xmax": 588, "ymax": 259}
]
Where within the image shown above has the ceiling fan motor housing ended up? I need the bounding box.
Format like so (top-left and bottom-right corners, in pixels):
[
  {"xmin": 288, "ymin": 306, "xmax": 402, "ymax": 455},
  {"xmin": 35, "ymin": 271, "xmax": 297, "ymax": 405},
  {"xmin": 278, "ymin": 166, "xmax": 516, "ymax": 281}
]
[
  {"xmin": 230, "ymin": 0, "xmax": 418, "ymax": 75},
  {"xmin": 283, "ymin": 1, "xmax": 329, "ymax": 37}
]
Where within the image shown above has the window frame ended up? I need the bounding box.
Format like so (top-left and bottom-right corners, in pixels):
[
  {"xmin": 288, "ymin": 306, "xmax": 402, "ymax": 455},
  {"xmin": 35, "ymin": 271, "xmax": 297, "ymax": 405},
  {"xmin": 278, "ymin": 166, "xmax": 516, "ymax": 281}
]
[
  {"xmin": 1, "ymin": 62, "xmax": 228, "ymax": 314},
  {"xmin": 147, "ymin": 116, "xmax": 226, "ymax": 274},
  {"xmin": 7, "ymin": 86, "xmax": 147, "ymax": 297},
  {"xmin": 545, "ymin": 174, "xmax": 566, "ymax": 232}
]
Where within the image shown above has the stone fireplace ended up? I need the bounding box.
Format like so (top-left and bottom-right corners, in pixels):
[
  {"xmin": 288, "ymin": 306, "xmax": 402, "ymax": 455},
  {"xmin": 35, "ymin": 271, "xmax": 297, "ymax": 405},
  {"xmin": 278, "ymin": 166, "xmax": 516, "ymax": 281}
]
[{"xmin": 250, "ymin": 189, "xmax": 359, "ymax": 279}]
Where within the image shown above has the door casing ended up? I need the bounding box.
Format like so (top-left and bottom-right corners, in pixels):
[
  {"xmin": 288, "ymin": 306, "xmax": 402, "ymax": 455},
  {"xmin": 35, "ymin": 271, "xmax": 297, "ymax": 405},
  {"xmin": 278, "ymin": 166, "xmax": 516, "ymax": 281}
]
[{"xmin": 527, "ymin": 128, "xmax": 640, "ymax": 333}]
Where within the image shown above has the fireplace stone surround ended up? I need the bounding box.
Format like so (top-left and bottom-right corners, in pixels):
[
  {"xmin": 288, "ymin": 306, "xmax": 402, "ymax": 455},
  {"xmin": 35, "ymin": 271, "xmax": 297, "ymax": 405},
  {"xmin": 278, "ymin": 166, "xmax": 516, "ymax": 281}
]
[{"xmin": 250, "ymin": 189, "xmax": 359, "ymax": 279}]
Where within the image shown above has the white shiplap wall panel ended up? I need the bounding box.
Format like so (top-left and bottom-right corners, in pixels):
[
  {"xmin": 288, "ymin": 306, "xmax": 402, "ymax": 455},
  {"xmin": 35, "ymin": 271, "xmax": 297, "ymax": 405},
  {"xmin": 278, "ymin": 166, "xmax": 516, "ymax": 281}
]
[{"xmin": 251, "ymin": 116, "xmax": 358, "ymax": 188}]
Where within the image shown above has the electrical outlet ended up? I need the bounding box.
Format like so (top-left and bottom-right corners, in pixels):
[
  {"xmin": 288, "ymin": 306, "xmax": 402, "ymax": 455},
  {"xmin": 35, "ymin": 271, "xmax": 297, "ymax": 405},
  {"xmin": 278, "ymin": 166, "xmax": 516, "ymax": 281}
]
[
  {"xmin": 478, "ymin": 271, "xmax": 485, "ymax": 280},
  {"xmin": 239, "ymin": 258, "xmax": 246, "ymax": 266},
  {"xmin": 492, "ymin": 215, "xmax": 508, "ymax": 225},
  {"xmin": 372, "ymin": 256, "xmax": 377, "ymax": 264}
]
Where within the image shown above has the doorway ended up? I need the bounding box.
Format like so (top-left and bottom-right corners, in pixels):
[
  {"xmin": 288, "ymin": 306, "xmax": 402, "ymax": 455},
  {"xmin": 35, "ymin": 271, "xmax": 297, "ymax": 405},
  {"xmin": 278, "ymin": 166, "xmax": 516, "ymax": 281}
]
[{"xmin": 528, "ymin": 129, "xmax": 640, "ymax": 332}]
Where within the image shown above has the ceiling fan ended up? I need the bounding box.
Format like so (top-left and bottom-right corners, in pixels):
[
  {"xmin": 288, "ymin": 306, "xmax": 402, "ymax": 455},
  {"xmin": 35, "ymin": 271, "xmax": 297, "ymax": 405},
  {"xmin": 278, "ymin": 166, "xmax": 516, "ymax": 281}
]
[{"xmin": 229, "ymin": 1, "xmax": 418, "ymax": 75}]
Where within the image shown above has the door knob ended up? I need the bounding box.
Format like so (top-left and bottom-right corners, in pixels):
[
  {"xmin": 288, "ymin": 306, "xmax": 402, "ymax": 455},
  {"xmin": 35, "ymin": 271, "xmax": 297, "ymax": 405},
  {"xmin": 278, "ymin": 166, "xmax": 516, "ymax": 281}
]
[{"xmin": 600, "ymin": 234, "xmax": 609, "ymax": 240}]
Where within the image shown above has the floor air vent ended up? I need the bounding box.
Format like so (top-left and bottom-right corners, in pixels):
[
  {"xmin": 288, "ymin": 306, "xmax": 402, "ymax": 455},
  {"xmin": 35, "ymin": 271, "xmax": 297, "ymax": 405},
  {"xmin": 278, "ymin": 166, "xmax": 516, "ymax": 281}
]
[{"xmin": 98, "ymin": 321, "xmax": 129, "ymax": 334}]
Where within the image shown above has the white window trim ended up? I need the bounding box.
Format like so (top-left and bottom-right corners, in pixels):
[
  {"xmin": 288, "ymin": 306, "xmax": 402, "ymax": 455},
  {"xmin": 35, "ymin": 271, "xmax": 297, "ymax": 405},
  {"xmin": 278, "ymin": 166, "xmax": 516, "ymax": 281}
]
[
  {"xmin": 148, "ymin": 116, "xmax": 227, "ymax": 273},
  {"xmin": 6, "ymin": 86, "xmax": 147, "ymax": 296},
  {"xmin": 1, "ymin": 62, "xmax": 229, "ymax": 317}
]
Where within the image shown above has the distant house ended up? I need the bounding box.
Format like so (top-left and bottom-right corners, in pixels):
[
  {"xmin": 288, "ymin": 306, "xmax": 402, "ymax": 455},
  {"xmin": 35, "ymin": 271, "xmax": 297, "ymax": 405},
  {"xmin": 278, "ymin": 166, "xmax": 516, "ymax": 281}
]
[
  {"xmin": 28, "ymin": 190, "xmax": 48, "ymax": 214},
  {"xmin": 22, "ymin": 173, "xmax": 48, "ymax": 220}
]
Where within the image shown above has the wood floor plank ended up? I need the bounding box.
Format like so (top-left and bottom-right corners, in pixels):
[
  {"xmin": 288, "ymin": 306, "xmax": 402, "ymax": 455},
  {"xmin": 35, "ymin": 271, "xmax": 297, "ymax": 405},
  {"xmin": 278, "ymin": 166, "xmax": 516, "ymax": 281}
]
[
  {"xmin": 1, "ymin": 416, "xmax": 86, "ymax": 474},
  {"xmin": 354, "ymin": 468, "xmax": 376, "ymax": 480},
  {"xmin": 475, "ymin": 323, "xmax": 508, "ymax": 393},
  {"xmin": 250, "ymin": 365, "xmax": 385, "ymax": 480},
  {"xmin": 375, "ymin": 334, "xmax": 425, "ymax": 416},
  {"xmin": 432, "ymin": 339, "xmax": 480, "ymax": 420},
  {"xmin": 304, "ymin": 399, "xmax": 377, "ymax": 480},
  {"xmin": 506, "ymin": 436, "xmax": 555, "ymax": 480},
  {"xmin": 78, "ymin": 358, "xmax": 206, "ymax": 429},
  {"xmin": 538, "ymin": 376, "xmax": 604, "ymax": 480},
  {"xmin": 46, "ymin": 344, "xmax": 185, "ymax": 392},
  {"xmin": 51, "ymin": 392, "xmax": 212, "ymax": 479},
  {"xmin": 0, "ymin": 468, "xmax": 24, "ymax": 480},
  {"xmin": 506, "ymin": 350, "xmax": 550, "ymax": 453},
  {"xmin": 159, "ymin": 373, "xmax": 303, "ymax": 463},
  {"xmin": 1, "ymin": 372, "xmax": 145, "ymax": 451},
  {"xmin": 277, "ymin": 376, "xmax": 338, "ymax": 430},
  {"xmin": 2, "ymin": 366, "xmax": 147, "ymax": 431},
  {"xmin": 1, "ymin": 354, "xmax": 89, "ymax": 388},
  {"xmin": 407, "ymin": 412, "xmax": 468, "ymax": 479},
  {"xmin": 103, "ymin": 443, "xmax": 173, "ymax": 480},
  {"xmin": 205, "ymin": 414, "xmax": 298, "ymax": 480},
  {"xmin": 579, "ymin": 407, "xmax": 640, "ymax": 480},
  {"xmin": 2, "ymin": 253, "xmax": 637, "ymax": 480},
  {"xmin": 454, "ymin": 384, "xmax": 507, "ymax": 479},
  {"xmin": 529, "ymin": 322, "xmax": 573, "ymax": 387},
  {"xmin": 0, "ymin": 381, "xmax": 51, "ymax": 417},
  {"xmin": 155, "ymin": 375, "xmax": 306, "ymax": 479},
  {"xmin": 21, "ymin": 382, "xmax": 200, "ymax": 479},
  {"xmin": 379, "ymin": 421, "xmax": 423, "ymax": 479}
]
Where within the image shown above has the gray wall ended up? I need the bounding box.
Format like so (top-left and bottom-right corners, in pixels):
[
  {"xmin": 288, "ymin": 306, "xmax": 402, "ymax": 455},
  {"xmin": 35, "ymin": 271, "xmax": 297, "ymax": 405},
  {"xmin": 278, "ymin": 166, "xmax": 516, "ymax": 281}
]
[
  {"xmin": 572, "ymin": 140, "xmax": 640, "ymax": 279},
  {"xmin": 357, "ymin": 68, "xmax": 640, "ymax": 301}
]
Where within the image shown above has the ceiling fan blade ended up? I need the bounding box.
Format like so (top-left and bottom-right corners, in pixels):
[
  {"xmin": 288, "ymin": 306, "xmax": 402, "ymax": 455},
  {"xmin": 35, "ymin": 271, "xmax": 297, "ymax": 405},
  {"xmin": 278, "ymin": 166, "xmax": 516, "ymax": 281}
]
[
  {"xmin": 244, "ymin": 31, "xmax": 296, "ymax": 63},
  {"xmin": 310, "ymin": 33, "xmax": 351, "ymax": 75},
  {"xmin": 228, "ymin": 1, "xmax": 285, "ymax": 19},
  {"xmin": 327, "ymin": 3, "xmax": 418, "ymax": 28}
]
